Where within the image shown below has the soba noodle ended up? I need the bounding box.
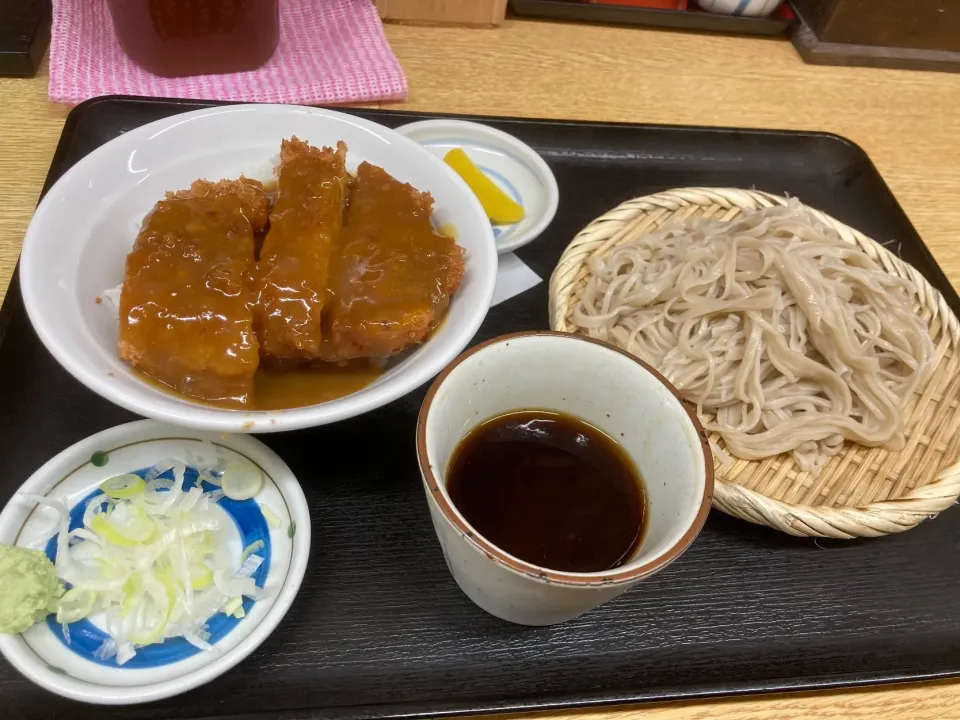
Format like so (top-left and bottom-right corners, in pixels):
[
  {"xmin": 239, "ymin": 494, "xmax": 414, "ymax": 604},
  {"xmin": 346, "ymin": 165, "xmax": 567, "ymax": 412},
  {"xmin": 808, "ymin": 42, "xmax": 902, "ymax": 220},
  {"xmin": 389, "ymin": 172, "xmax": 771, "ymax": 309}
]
[{"xmin": 572, "ymin": 200, "xmax": 933, "ymax": 474}]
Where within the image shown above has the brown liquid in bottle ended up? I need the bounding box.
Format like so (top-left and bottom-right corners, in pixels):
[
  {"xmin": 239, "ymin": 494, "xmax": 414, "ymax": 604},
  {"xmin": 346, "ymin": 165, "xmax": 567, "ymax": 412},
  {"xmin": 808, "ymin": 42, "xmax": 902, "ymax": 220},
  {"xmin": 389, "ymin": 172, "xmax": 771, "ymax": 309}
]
[
  {"xmin": 446, "ymin": 410, "xmax": 646, "ymax": 574},
  {"xmin": 107, "ymin": 0, "xmax": 280, "ymax": 77}
]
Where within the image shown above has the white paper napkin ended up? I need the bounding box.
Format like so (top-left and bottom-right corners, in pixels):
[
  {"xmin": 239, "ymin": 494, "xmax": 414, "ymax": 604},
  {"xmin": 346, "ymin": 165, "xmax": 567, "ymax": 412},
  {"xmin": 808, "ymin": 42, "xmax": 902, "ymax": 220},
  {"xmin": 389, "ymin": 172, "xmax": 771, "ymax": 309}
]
[{"xmin": 491, "ymin": 253, "xmax": 543, "ymax": 307}]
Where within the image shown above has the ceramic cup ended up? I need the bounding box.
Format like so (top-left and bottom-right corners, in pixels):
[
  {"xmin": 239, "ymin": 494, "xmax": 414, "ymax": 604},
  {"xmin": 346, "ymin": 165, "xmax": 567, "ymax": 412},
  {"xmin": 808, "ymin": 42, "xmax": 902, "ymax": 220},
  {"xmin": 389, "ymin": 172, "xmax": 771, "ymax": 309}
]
[{"xmin": 416, "ymin": 331, "xmax": 713, "ymax": 626}]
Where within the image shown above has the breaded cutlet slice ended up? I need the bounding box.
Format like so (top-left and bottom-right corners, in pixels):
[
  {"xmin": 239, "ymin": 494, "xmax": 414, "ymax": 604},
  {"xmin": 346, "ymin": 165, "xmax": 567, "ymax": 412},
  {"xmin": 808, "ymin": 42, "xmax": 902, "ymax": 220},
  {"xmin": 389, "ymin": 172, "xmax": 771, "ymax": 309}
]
[
  {"xmin": 254, "ymin": 138, "xmax": 349, "ymax": 359},
  {"xmin": 323, "ymin": 161, "xmax": 465, "ymax": 361},
  {"xmin": 118, "ymin": 177, "xmax": 268, "ymax": 406}
]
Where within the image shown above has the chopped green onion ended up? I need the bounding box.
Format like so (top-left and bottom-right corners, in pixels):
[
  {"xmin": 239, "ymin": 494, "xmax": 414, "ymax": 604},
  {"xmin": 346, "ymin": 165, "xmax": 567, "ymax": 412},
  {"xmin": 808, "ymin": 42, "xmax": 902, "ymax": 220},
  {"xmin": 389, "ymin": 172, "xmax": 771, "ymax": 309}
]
[
  {"xmin": 27, "ymin": 452, "xmax": 268, "ymax": 665},
  {"xmin": 261, "ymin": 504, "xmax": 282, "ymax": 529},
  {"xmin": 220, "ymin": 462, "xmax": 263, "ymax": 501},
  {"xmin": 223, "ymin": 597, "xmax": 243, "ymax": 617},
  {"xmin": 56, "ymin": 587, "xmax": 96, "ymax": 625},
  {"xmin": 240, "ymin": 540, "xmax": 264, "ymax": 563},
  {"xmin": 100, "ymin": 473, "xmax": 145, "ymax": 500}
]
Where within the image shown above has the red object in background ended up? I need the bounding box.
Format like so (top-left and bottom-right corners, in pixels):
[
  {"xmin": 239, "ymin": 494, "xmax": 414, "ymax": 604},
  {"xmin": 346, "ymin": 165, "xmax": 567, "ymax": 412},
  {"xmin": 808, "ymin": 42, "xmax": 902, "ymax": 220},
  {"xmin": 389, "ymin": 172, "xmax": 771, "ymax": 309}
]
[
  {"xmin": 581, "ymin": 0, "xmax": 793, "ymax": 15},
  {"xmin": 585, "ymin": 0, "xmax": 688, "ymax": 8},
  {"xmin": 106, "ymin": 0, "xmax": 280, "ymax": 78}
]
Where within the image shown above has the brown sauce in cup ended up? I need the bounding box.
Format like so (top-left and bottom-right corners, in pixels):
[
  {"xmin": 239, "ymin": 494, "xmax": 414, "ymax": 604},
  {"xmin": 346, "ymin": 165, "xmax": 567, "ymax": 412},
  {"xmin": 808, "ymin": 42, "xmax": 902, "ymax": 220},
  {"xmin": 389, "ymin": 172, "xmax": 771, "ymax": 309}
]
[{"xmin": 446, "ymin": 410, "xmax": 646, "ymax": 574}]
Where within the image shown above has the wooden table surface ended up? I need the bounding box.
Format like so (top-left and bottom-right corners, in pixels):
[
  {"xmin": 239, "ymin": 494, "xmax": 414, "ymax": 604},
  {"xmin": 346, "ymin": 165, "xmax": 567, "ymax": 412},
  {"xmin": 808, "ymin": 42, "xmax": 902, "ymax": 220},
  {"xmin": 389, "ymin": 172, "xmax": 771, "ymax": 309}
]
[{"xmin": 1, "ymin": 16, "xmax": 959, "ymax": 720}]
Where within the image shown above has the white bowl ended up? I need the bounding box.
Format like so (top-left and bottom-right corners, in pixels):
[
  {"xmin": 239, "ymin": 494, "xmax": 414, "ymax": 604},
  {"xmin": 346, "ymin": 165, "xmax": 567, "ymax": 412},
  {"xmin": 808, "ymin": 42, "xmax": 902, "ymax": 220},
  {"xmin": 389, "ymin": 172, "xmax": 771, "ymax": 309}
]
[
  {"xmin": 696, "ymin": 0, "xmax": 784, "ymax": 16},
  {"xmin": 417, "ymin": 332, "xmax": 713, "ymax": 626},
  {"xmin": 20, "ymin": 105, "xmax": 498, "ymax": 433},
  {"xmin": 0, "ymin": 420, "xmax": 310, "ymax": 704}
]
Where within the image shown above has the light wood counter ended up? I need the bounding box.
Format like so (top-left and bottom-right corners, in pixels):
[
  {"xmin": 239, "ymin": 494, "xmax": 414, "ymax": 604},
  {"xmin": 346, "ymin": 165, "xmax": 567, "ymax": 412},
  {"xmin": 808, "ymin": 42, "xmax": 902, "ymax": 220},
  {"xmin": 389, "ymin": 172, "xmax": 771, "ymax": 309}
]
[{"xmin": 1, "ymin": 16, "xmax": 959, "ymax": 720}]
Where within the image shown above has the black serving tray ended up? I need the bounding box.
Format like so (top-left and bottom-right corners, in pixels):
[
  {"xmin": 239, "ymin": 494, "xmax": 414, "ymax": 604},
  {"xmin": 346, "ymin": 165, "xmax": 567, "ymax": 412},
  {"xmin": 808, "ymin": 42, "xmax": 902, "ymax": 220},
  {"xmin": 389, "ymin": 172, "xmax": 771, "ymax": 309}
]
[
  {"xmin": 510, "ymin": 0, "xmax": 795, "ymax": 36},
  {"xmin": 0, "ymin": 0, "xmax": 50, "ymax": 77},
  {"xmin": 2, "ymin": 97, "xmax": 960, "ymax": 720}
]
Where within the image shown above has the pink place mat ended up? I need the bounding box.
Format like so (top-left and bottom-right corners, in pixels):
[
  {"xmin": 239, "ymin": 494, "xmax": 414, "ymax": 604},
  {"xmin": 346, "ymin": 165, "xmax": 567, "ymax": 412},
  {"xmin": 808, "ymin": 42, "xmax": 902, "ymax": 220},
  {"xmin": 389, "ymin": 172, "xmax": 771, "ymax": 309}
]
[{"xmin": 49, "ymin": 0, "xmax": 408, "ymax": 105}]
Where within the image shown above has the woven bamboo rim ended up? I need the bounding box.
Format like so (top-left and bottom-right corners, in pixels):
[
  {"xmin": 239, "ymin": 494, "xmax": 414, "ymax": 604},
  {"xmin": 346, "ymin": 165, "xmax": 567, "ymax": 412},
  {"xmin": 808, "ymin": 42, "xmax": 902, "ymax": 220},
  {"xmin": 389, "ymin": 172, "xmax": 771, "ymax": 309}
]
[{"xmin": 549, "ymin": 187, "xmax": 960, "ymax": 539}]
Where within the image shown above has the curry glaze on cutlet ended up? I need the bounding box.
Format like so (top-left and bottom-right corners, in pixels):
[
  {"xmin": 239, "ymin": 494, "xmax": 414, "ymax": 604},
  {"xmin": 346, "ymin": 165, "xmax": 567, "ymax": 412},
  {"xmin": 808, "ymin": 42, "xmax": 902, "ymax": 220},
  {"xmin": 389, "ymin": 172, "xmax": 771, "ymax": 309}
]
[
  {"xmin": 254, "ymin": 138, "xmax": 349, "ymax": 360},
  {"xmin": 118, "ymin": 178, "xmax": 269, "ymax": 407},
  {"xmin": 322, "ymin": 161, "xmax": 465, "ymax": 361}
]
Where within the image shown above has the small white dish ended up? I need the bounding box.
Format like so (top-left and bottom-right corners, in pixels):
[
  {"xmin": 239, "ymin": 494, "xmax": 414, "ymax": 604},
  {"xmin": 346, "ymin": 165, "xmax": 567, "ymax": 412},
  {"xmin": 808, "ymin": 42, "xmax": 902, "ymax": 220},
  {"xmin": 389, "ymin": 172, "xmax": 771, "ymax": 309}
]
[
  {"xmin": 20, "ymin": 104, "xmax": 498, "ymax": 433},
  {"xmin": 417, "ymin": 332, "xmax": 713, "ymax": 626},
  {"xmin": 0, "ymin": 420, "xmax": 310, "ymax": 705},
  {"xmin": 697, "ymin": 0, "xmax": 784, "ymax": 16},
  {"xmin": 395, "ymin": 119, "xmax": 559, "ymax": 254}
]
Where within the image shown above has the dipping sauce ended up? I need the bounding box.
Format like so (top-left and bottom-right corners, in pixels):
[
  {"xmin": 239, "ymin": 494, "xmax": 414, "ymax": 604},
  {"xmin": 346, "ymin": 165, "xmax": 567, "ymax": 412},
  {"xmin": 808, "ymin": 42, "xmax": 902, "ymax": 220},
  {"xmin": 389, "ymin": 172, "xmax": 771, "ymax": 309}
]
[{"xmin": 446, "ymin": 410, "xmax": 646, "ymax": 574}]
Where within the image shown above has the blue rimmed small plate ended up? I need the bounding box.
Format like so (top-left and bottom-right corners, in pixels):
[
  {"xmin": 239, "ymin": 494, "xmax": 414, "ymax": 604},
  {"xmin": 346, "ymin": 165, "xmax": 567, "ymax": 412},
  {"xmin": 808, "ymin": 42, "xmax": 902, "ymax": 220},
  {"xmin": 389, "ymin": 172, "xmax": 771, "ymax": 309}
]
[
  {"xmin": 0, "ymin": 420, "xmax": 310, "ymax": 705},
  {"xmin": 395, "ymin": 119, "xmax": 559, "ymax": 255}
]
